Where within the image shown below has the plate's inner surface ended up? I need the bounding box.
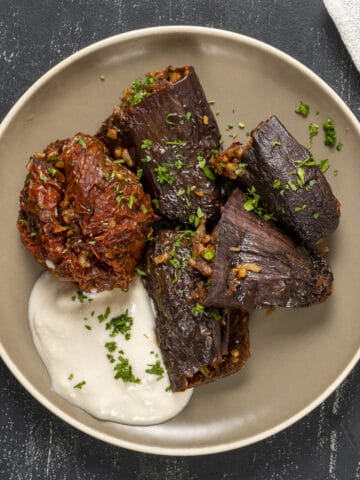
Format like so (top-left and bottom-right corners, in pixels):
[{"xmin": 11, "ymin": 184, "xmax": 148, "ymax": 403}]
[{"xmin": 1, "ymin": 29, "xmax": 359, "ymax": 453}]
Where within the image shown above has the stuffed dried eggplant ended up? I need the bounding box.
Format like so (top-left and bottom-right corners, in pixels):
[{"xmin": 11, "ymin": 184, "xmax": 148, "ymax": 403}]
[
  {"xmin": 211, "ymin": 115, "xmax": 340, "ymax": 245},
  {"xmin": 17, "ymin": 133, "xmax": 155, "ymax": 292},
  {"xmin": 101, "ymin": 66, "xmax": 221, "ymax": 225},
  {"xmin": 144, "ymin": 229, "xmax": 250, "ymax": 392},
  {"xmin": 204, "ymin": 188, "xmax": 333, "ymax": 311}
]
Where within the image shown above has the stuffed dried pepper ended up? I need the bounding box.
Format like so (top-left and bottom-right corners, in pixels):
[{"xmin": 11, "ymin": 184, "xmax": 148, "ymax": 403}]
[{"xmin": 17, "ymin": 133, "xmax": 155, "ymax": 291}]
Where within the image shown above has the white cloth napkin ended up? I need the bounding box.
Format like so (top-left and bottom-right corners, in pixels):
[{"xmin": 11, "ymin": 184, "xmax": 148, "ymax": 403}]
[{"xmin": 323, "ymin": 0, "xmax": 360, "ymax": 72}]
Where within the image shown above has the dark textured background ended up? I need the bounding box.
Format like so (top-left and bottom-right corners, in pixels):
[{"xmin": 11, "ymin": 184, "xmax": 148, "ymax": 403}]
[{"xmin": 1, "ymin": 1, "xmax": 359, "ymax": 479}]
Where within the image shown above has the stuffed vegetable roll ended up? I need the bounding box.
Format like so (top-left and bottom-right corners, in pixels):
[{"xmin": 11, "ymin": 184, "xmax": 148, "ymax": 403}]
[
  {"xmin": 211, "ymin": 115, "xmax": 340, "ymax": 245},
  {"xmin": 204, "ymin": 188, "xmax": 333, "ymax": 311},
  {"xmin": 98, "ymin": 66, "xmax": 221, "ymax": 225},
  {"xmin": 144, "ymin": 229, "xmax": 250, "ymax": 392}
]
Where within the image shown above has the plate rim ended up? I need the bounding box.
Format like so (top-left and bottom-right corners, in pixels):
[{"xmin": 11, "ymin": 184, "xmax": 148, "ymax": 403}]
[{"xmin": 0, "ymin": 25, "xmax": 359, "ymax": 456}]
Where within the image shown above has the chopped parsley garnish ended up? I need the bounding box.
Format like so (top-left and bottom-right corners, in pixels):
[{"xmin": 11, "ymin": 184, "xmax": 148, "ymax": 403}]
[
  {"xmin": 238, "ymin": 122, "xmax": 245, "ymax": 129},
  {"xmin": 72, "ymin": 291, "xmax": 91, "ymax": 303},
  {"xmin": 135, "ymin": 268, "xmax": 147, "ymax": 277},
  {"xmin": 39, "ymin": 171, "xmax": 49, "ymax": 183},
  {"xmin": 145, "ymin": 360, "xmax": 164, "ymax": 380},
  {"xmin": 313, "ymin": 212, "xmax": 320, "ymax": 219},
  {"xmin": 73, "ymin": 380, "xmax": 86, "ymax": 389},
  {"xmin": 294, "ymin": 205, "xmax": 307, "ymax": 212},
  {"xmin": 243, "ymin": 186, "xmax": 276, "ymax": 221},
  {"xmin": 295, "ymin": 101, "xmax": 310, "ymax": 117},
  {"xmin": 106, "ymin": 309, "xmax": 133, "ymax": 339},
  {"xmin": 68, "ymin": 373, "xmax": 74, "ymax": 381},
  {"xmin": 318, "ymin": 158, "xmax": 330, "ymax": 173},
  {"xmin": 296, "ymin": 166, "xmax": 306, "ymax": 187},
  {"xmin": 336, "ymin": 142, "xmax": 343, "ymax": 152},
  {"xmin": 126, "ymin": 76, "xmax": 154, "ymax": 106},
  {"xmin": 273, "ymin": 179, "xmax": 282, "ymax": 190},
  {"xmin": 47, "ymin": 166, "xmax": 57, "ymax": 177},
  {"xmin": 286, "ymin": 179, "xmax": 298, "ymax": 191},
  {"xmin": 128, "ymin": 195, "xmax": 137, "ymax": 209},
  {"xmin": 140, "ymin": 155, "xmax": 152, "ymax": 163},
  {"xmin": 192, "ymin": 303, "xmax": 205, "ymax": 316},
  {"xmin": 114, "ymin": 355, "xmax": 140, "ymax": 383},
  {"xmin": 152, "ymin": 198, "xmax": 160, "ymax": 209},
  {"xmin": 323, "ymin": 119, "xmax": 336, "ymax": 146},
  {"xmin": 270, "ymin": 141, "xmax": 282, "ymax": 147},
  {"xmin": 154, "ymin": 164, "xmax": 174, "ymax": 185},
  {"xmin": 294, "ymin": 157, "xmax": 317, "ymax": 168},
  {"xmin": 203, "ymin": 249, "xmax": 215, "ymax": 261},
  {"xmin": 308, "ymin": 123, "xmax": 319, "ymax": 147},
  {"xmin": 197, "ymin": 155, "xmax": 216, "ymax": 180},
  {"xmin": 211, "ymin": 309, "xmax": 222, "ymax": 322},
  {"xmin": 74, "ymin": 136, "xmax": 87, "ymax": 149},
  {"xmin": 165, "ymin": 385, "xmax": 172, "ymax": 392},
  {"xmin": 136, "ymin": 169, "xmax": 143, "ymax": 180},
  {"xmin": 140, "ymin": 204, "xmax": 148, "ymax": 214},
  {"xmin": 107, "ymin": 354, "xmax": 116, "ymax": 363},
  {"xmin": 105, "ymin": 341, "xmax": 117, "ymax": 353},
  {"xmin": 189, "ymin": 206, "xmax": 205, "ymax": 227},
  {"xmin": 116, "ymin": 194, "xmax": 124, "ymax": 204},
  {"xmin": 174, "ymin": 159, "xmax": 183, "ymax": 169},
  {"xmin": 141, "ymin": 139, "xmax": 153, "ymax": 150},
  {"xmin": 166, "ymin": 139, "xmax": 185, "ymax": 146},
  {"xmin": 84, "ymin": 325, "xmax": 92, "ymax": 331},
  {"xmin": 97, "ymin": 306, "xmax": 111, "ymax": 323}
]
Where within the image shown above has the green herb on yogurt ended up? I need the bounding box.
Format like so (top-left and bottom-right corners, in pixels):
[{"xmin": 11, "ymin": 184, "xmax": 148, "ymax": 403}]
[
  {"xmin": 145, "ymin": 360, "xmax": 165, "ymax": 381},
  {"xmin": 105, "ymin": 341, "xmax": 118, "ymax": 353},
  {"xmin": 97, "ymin": 306, "xmax": 111, "ymax": 323},
  {"xmin": 73, "ymin": 380, "xmax": 86, "ymax": 389},
  {"xmin": 114, "ymin": 355, "xmax": 140, "ymax": 383},
  {"xmin": 106, "ymin": 309, "xmax": 133, "ymax": 339},
  {"xmin": 72, "ymin": 290, "xmax": 92, "ymax": 303}
]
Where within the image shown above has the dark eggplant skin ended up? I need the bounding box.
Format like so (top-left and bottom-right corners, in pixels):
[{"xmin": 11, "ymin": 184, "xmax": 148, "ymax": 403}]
[
  {"xmin": 144, "ymin": 229, "xmax": 250, "ymax": 392},
  {"xmin": 212, "ymin": 115, "xmax": 340, "ymax": 245},
  {"xmin": 204, "ymin": 188, "xmax": 333, "ymax": 311},
  {"xmin": 119, "ymin": 66, "xmax": 221, "ymax": 224}
]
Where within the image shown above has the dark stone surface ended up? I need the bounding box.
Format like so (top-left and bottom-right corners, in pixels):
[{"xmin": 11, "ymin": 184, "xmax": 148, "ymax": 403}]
[{"xmin": 1, "ymin": 1, "xmax": 359, "ymax": 478}]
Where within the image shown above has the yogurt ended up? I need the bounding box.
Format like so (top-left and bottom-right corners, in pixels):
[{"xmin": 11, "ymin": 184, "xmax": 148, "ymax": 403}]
[{"xmin": 29, "ymin": 271, "xmax": 192, "ymax": 425}]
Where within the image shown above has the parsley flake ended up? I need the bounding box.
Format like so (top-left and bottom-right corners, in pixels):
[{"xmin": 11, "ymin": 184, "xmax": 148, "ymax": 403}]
[
  {"xmin": 106, "ymin": 309, "xmax": 133, "ymax": 339},
  {"xmin": 295, "ymin": 101, "xmax": 310, "ymax": 117},
  {"xmin": 145, "ymin": 360, "xmax": 164, "ymax": 380},
  {"xmin": 73, "ymin": 380, "xmax": 86, "ymax": 389},
  {"xmin": 323, "ymin": 119, "xmax": 336, "ymax": 147},
  {"xmin": 114, "ymin": 355, "xmax": 140, "ymax": 383}
]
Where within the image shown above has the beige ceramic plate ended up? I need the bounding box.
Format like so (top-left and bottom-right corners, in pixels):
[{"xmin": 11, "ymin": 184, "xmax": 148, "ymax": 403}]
[{"xmin": 0, "ymin": 26, "xmax": 359, "ymax": 455}]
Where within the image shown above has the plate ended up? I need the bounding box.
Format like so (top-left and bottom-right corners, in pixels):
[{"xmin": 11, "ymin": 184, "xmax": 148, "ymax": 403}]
[{"xmin": 0, "ymin": 26, "xmax": 359, "ymax": 456}]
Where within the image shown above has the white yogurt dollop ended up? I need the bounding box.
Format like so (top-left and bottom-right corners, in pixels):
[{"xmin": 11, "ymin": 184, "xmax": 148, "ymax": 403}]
[{"xmin": 29, "ymin": 272, "xmax": 192, "ymax": 425}]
